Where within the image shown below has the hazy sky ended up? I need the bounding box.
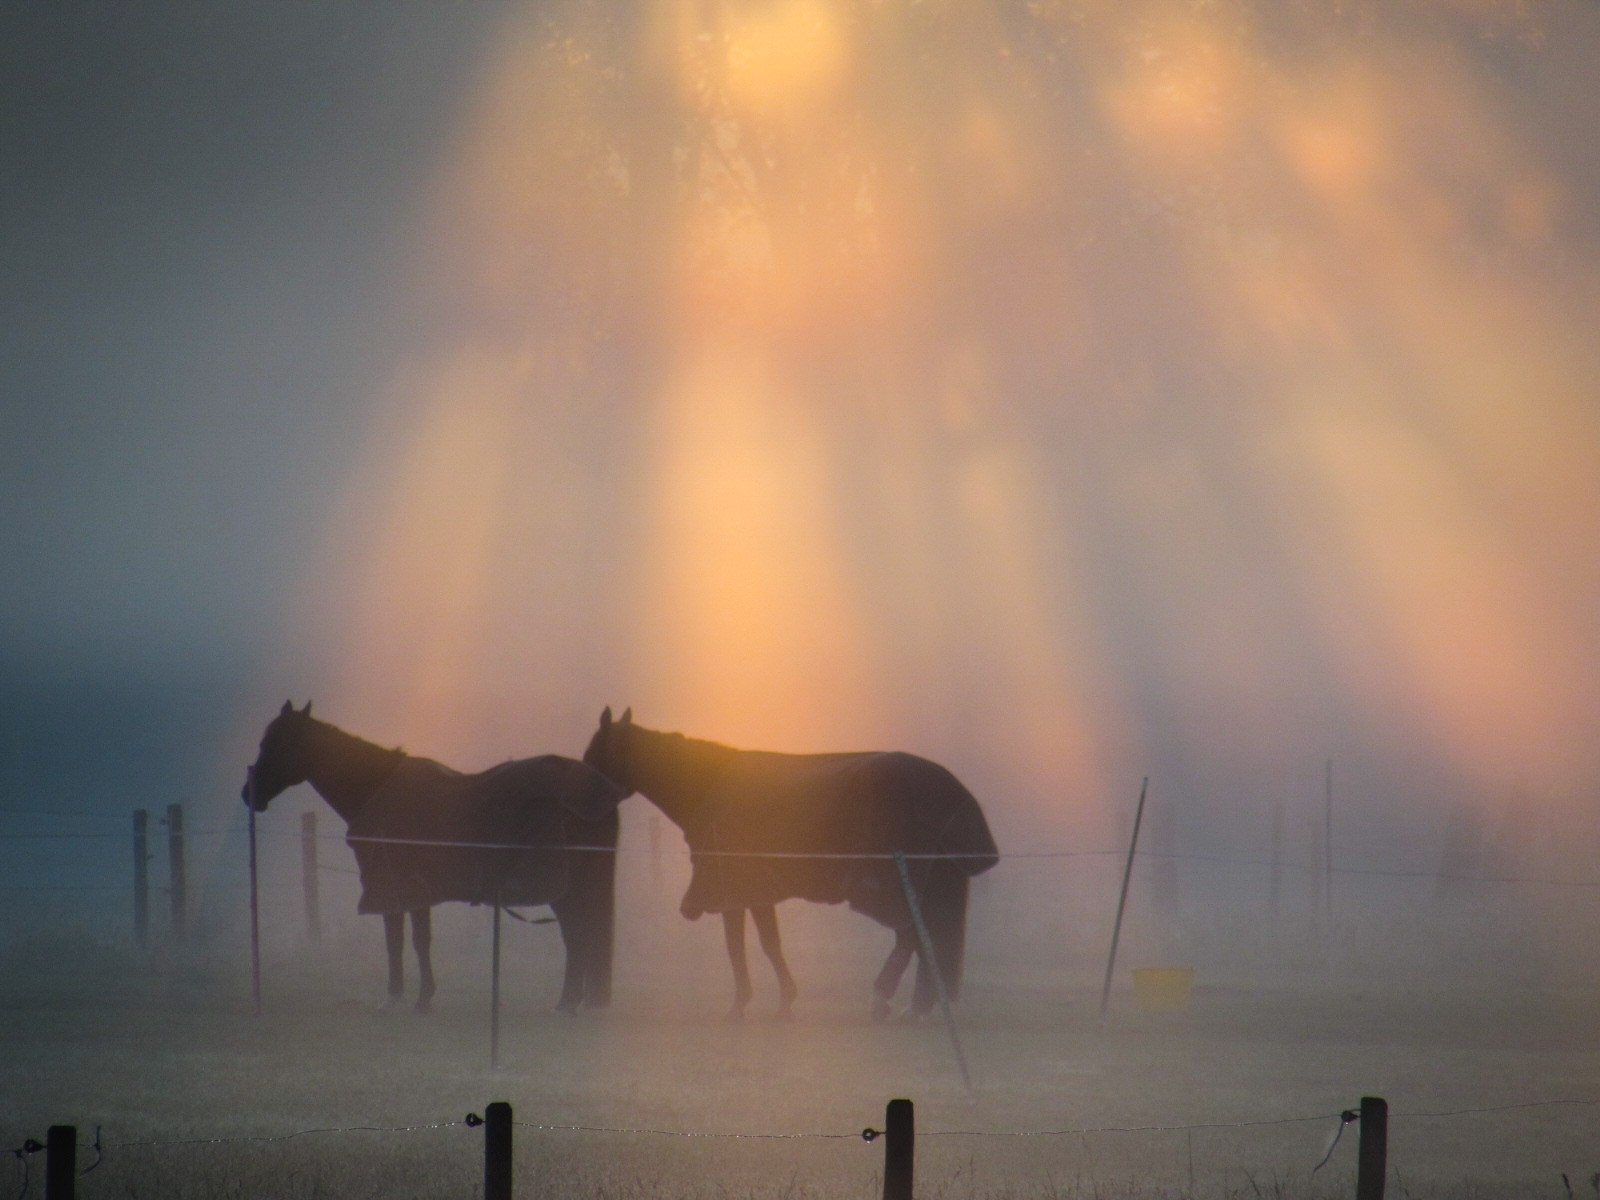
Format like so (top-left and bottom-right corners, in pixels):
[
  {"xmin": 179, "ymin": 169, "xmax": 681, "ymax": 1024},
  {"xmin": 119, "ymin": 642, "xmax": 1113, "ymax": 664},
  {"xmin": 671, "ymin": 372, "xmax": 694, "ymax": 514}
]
[
  {"xmin": 5, "ymin": 1, "xmax": 1600, "ymax": 851},
  {"xmin": 2, "ymin": 5, "xmax": 509, "ymax": 662}
]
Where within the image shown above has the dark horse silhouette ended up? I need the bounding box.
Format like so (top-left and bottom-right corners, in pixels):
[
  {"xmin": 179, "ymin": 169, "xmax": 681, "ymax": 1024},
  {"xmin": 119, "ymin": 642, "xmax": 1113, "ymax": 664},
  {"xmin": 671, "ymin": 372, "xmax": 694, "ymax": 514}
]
[
  {"xmin": 243, "ymin": 701, "xmax": 626, "ymax": 1013},
  {"xmin": 583, "ymin": 708, "xmax": 998, "ymax": 1018}
]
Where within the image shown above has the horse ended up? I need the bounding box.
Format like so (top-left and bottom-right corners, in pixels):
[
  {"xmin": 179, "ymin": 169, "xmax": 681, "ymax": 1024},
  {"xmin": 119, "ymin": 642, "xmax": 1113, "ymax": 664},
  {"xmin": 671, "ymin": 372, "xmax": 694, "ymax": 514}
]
[
  {"xmin": 582, "ymin": 708, "xmax": 998, "ymax": 1019},
  {"xmin": 242, "ymin": 701, "xmax": 626, "ymax": 1013}
]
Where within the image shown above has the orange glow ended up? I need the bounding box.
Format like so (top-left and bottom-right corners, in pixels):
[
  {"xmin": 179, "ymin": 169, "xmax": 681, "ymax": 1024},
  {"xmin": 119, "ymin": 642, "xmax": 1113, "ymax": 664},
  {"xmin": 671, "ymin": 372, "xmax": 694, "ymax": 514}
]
[
  {"xmin": 721, "ymin": 0, "xmax": 848, "ymax": 118},
  {"xmin": 1104, "ymin": 17, "xmax": 1246, "ymax": 156},
  {"xmin": 296, "ymin": 0, "xmax": 1600, "ymax": 824},
  {"xmin": 638, "ymin": 347, "xmax": 879, "ymax": 746},
  {"xmin": 1285, "ymin": 397, "xmax": 1577, "ymax": 776},
  {"xmin": 331, "ymin": 353, "xmax": 524, "ymax": 752},
  {"xmin": 1280, "ymin": 99, "xmax": 1386, "ymax": 208}
]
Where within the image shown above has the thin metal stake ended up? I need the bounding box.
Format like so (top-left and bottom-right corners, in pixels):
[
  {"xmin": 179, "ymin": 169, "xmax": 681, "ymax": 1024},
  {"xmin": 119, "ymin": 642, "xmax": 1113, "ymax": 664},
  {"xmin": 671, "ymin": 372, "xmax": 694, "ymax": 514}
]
[
  {"xmin": 247, "ymin": 770, "xmax": 262, "ymax": 1017},
  {"xmin": 300, "ymin": 810, "xmax": 321, "ymax": 944},
  {"xmin": 1100, "ymin": 777, "xmax": 1149, "ymax": 1014},
  {"xmin": 892, "ymin": 851, "xmax": 973, "ymax": 1095},
  {"xmin": 1324, "ymin": 759, "xmax": 1335, "ymax": 921},
  {"xmin": 132, "ymin": 809, "xmax": 149, "ymax": 948},
  {"xmin": 490, "ymin": 900, "xmax": 503, "ymax": 1071}
]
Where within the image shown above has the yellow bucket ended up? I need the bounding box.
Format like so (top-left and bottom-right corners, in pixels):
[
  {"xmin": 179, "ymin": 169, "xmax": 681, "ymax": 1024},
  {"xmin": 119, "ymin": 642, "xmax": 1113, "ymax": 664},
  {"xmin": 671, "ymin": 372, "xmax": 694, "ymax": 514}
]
[{"xmin": 1132, "ymin": 967, "xmax": 1194, "ymax": 1012}]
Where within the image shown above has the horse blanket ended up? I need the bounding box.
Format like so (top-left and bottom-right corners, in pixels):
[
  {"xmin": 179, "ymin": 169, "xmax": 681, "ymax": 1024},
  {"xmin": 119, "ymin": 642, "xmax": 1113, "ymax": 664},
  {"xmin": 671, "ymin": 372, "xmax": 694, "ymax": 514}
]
[
  {"xmin": 346, "ymin": 755, "xmax": 622, "ymax": 914},
  {"xmin": 672, "ymin": 750, "xmax": 997, "ymax": 928}
]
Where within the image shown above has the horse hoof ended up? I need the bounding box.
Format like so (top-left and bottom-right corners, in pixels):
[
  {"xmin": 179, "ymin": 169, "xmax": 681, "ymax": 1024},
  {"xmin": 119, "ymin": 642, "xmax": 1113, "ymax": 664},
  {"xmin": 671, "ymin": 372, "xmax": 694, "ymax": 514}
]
[
  {"xmin": 774, "ymin": 1005, "xmax": 795, "ymax": 1022},
  {"xmin": 871, "ymin": 998, "xmax": 893, "ymax": 1023},
  {"xmin": 414, "ymin": 999, "xmax": 433, "ymax": 1015},
  {"xmin": 725, "ymin": 1007, "xmax": 747, "ymax": 1024},
  {"xmin": 379, "ymin": 996, "xmax": 402, "ymax": 1013}
]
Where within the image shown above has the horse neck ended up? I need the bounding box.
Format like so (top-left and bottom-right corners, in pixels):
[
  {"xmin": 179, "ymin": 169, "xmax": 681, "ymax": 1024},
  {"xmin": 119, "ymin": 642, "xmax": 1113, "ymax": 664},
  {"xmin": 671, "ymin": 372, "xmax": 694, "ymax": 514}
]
[
  {"xmin": 626, "ymin": 727, "xmax": 731, "ymax": 834},
  {"xmin": 301, "ymin": 720, "xmax": 402, "ymax": 825}
]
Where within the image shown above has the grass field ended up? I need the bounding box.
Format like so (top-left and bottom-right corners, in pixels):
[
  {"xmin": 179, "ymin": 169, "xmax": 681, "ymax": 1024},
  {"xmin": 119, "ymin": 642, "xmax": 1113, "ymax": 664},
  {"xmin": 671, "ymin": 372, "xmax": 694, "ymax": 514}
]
[{"xmin": 3, "ymin": 920, "xmax": 1598, "ymax": 1200}]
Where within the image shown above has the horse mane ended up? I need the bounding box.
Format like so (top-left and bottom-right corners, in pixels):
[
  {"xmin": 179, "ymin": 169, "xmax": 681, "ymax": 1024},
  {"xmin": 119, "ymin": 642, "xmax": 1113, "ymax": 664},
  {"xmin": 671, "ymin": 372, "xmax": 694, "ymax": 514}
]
[
  {"xmin": 631, "ymin": 726, "xmax": 739, "ymax": 792},
  {"xmin": 305, "ymin": 716, "xmax": 406, "ymax": 795}
]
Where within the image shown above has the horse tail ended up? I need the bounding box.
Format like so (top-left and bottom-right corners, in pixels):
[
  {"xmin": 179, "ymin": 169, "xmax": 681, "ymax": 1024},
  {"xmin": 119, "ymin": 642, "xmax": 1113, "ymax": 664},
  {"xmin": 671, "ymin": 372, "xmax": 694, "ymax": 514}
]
[
  {"xmin": 922, "ymin": 858, "xmax": 970, "ymax": 1001},
  {"xmin": 901, "ymin": 755, "xmax": 997, "ymax": 877}
]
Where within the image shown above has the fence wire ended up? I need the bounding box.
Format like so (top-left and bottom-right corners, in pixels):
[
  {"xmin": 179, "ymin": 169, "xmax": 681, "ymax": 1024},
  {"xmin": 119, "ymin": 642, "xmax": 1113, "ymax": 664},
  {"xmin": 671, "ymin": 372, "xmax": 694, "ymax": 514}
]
[
  {"xmin": 10, "ymin": 1094, "xmax": 1597, "ymax": 1160},
  {"xmin": 7, "ymin": 813, "xmax": 1600, "ymax": 892}
]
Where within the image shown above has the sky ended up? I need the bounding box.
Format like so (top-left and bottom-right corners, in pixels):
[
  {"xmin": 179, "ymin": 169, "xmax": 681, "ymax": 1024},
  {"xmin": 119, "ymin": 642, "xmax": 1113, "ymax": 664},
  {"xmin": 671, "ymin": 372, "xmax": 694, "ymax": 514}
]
[{"xmin": 4, "ymin": 0, "xmax": 1600, "ymax": 898}]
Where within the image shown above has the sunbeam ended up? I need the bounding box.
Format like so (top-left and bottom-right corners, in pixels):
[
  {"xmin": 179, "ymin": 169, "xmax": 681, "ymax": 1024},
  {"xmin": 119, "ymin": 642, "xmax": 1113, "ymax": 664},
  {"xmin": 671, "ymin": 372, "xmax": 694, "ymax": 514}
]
[{"xmin": 294, "ymin": 0, "xmax": 1599, "ymax": 837}]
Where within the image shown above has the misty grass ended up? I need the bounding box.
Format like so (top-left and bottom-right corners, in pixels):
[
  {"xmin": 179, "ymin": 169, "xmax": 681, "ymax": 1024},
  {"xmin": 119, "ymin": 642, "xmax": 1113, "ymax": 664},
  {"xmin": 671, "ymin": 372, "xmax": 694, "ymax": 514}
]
[
  {"xmin": 23, "ymin": 1156, "xmax": 1568, "ymax": 1200},
  {"xmin": 4, "ymin": 933, "xmax": 1597, "ymax": 1199}
]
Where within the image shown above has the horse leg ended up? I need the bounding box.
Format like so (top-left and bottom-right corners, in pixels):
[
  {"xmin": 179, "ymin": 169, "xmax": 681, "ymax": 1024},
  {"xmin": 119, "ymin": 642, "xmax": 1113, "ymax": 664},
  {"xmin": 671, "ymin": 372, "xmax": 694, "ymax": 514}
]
[
  {"xmin": 410, "ymin": 907, "xmax": 436, "ymax": 1014},
  {"xmin": 382, "ymin": 912, "xmax": 405, "ymax": 1010},
  {"xmin": 550, "ymin": 894, "xmax": 585, "ymax": 1015},
  {"xmin": 749, "ymin": 904, "xmax": 798, "ymax": 1019},
  {"xmin": 721, "ymin": 909, "xmax": 754, "ymax": 1021},
  {"xmin": 872, "ymin": 928, "xmax": 916, "ymax": 1021}
]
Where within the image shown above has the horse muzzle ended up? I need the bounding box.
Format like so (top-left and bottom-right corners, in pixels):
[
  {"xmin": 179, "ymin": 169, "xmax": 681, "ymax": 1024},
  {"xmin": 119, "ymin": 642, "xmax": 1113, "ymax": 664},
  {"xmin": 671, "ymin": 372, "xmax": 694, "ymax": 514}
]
[{"xmin": 241, "ymin": 766, "xmax": 269, "ymax": 812}]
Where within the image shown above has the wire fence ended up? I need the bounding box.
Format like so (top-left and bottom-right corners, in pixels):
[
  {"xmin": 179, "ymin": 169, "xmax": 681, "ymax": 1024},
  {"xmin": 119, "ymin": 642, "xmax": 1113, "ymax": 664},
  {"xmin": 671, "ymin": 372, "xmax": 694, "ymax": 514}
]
[
  {"xmin": 5, "ymin": 810, "xmax": 1600, "ymax": 888},
  {"xmin": 6, "ymin": 798, "xmax": 1600, "ymax": 1018},
  {"xmin": 8, "ymin": 1094, "xmax": 1600, "ymax": 1200}
]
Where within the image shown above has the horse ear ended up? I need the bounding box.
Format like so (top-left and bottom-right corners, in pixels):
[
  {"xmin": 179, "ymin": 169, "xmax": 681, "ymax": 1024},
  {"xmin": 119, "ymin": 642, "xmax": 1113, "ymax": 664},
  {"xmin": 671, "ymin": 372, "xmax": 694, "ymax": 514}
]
[
  {"xmin": 620, "ymin": 707, "xmax": 632, "ymax": 724},
  {"xmin": 303, "ymin": 701, "xmax": 313, "ymax": 717},
  {"xmin": 599, "ymin": 706, "xmax": 612, "ymax": 729},
  {"xmin": 280, "ymin": 700, "xmax": 295, "ymax": 717}
]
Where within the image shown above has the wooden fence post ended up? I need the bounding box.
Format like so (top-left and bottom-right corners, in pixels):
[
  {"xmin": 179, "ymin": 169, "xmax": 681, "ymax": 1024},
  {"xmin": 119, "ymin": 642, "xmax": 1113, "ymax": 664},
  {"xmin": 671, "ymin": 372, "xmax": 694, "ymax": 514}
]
[
  {"xmin": 165, "ymin": 803, "xmax": 186, "ymax": 941},
  {"xmin": 45, "ymin": 1124, "xmax": 75, "ymax": 1200},
  {"xmin": 132, "ymin": 810, "xmax": 149, "ymax": 948},
  {"xmin": 1356, "ymin": 1096, "xmax": 1387, "ymax": 1200},
  {"xmin": 883, "ymin": 1098, "xmax": 913, "ymax": 1200},
  {"xmin": 300, "ymin": 811, "xmax": 321, "ymax": 944},
  {"xmin": 484, "ymin": 1101, "xmax": 513, "ymax": 1200}
]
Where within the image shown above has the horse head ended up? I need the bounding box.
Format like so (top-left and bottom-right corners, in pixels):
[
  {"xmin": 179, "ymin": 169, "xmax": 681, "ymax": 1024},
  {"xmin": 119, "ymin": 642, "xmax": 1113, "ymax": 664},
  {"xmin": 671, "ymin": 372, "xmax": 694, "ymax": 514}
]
[
  {"xmin": 582, "ymin": 706, "xmax": 636, "ymax": 798},
  {"xmin": 242, "ymin": 700, "xmax": 317, "ymax": 811}
]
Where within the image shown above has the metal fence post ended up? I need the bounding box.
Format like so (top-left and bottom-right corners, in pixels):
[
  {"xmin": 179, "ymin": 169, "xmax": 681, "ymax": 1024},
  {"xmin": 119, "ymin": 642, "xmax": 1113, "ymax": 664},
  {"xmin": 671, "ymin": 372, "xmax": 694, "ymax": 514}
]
[
  {"xmin": 1357, "ymin": 1096, "xmax": 1387, "ymax": 1200},
  {"xmin": 45, "ymin": 1125, "xmax": 75, "ymax": 1200},
  {"xmin": 132, "ymin": 809, "xmax": 149, "ymax": 948},
  {"xmin": 1100, "ymin": 778, "xmax": 1149, "ymax": 1014},
  {"xmin": 490, "ymin": 901, "xmax": 503, "ymax": 1071},
  {"xmin": 300, "ymin": 811, "xmax": 321, "ymax": 943},
  {"xmin": 883, "ymin": 1099, "xmax": 913, "ymax": 1200},
  {"xmin": 165, "ymin": 803, "xmax": 186, "ymax": 941},
  {"xmin": 484, "ymin": 1101, "xmax": 513, "ymax": 1200},
  {"xmin": 248, "ymin": 801, "xmax": 262, "ymax": 1017}
]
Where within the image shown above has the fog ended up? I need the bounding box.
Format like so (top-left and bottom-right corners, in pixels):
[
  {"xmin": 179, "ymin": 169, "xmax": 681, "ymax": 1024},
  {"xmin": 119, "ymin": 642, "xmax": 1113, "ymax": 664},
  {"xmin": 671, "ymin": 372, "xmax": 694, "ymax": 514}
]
[{"xmin": 4, "ymin": 2, "xmax": 1600, "ymax": 1192}]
